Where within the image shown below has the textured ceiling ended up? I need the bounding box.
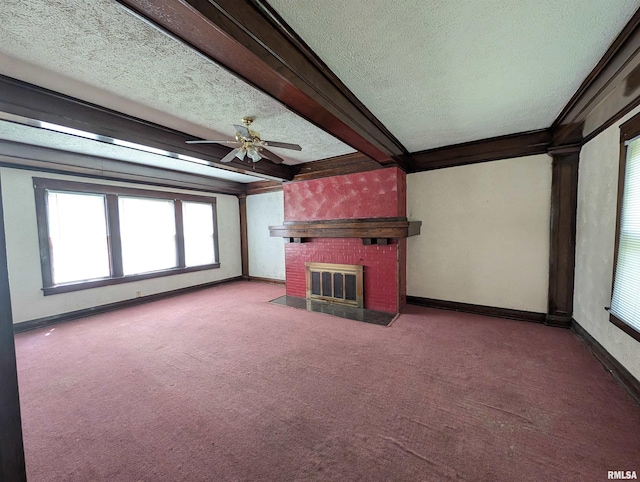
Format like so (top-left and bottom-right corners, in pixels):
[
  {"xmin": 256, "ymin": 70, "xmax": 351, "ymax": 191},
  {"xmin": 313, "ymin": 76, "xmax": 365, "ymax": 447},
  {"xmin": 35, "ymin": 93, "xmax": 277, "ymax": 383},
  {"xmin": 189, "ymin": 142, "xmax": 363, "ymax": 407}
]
[
  {"xmin": 268, "ymin": 0, "xmax": 640, "ymax": 151},
  {"xmin": 0, "ymin": 0, "xmax": 638, "ymax": 173},
  {"xmin": 0, "ymin": 0, "xmax": 354, "ymax": 167}
]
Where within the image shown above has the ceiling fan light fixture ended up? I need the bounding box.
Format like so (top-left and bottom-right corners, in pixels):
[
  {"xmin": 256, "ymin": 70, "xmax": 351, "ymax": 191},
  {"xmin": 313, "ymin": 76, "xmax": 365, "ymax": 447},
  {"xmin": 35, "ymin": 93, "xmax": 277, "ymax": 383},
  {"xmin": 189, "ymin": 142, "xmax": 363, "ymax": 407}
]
[
  {"xmin": 247, "ymin": 146, "xmax": 262, "ymax": 162},
  {"xmin": 186, "ymin": 117, "xmax": 301, "ymax": 166}
]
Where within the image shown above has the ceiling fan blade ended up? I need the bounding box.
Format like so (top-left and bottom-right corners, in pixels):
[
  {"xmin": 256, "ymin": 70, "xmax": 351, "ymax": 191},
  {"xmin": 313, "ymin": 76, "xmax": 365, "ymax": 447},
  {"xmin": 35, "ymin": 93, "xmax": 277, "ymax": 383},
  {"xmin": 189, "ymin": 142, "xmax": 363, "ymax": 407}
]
[
  {"xmin": 233, "ymin": 124, "xmax": 253, "ymax": 140},
  {"xmin": 263, "ymin": 140, "xmax": 302, "ymax": 151},
  {"xmin": 219, "ymin": 149, "xmax": 239, "ymax": 163},
  {"xmin": 186, "ymin": 140, "xmax": 241, "ymax": 144},
  {"xmin": 260, "ymin": 148, "xmax": 285, "ymax": 164}
]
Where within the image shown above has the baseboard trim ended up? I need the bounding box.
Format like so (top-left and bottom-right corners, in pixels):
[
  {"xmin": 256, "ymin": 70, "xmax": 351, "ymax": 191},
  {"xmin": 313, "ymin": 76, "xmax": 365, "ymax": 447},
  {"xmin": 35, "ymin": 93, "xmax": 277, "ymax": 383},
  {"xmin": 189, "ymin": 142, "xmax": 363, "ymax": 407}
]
[
  {"xmin": 248, "ymin": 276, "xmax": 286, "ymax": 285},
  {"xmin": 544, "ymin": 314, "xmax": 573, "ymax": 328},
  {"xmin": 406, "ymin": 296, "xmax": 547, "ymax": 325},
  {"xmin": 572, "ymin": 319, "xmax": 640, "ymax": 406},
  {"xmin": 13, "ymin": 276, "xmax": 243, "ymax": 333}
]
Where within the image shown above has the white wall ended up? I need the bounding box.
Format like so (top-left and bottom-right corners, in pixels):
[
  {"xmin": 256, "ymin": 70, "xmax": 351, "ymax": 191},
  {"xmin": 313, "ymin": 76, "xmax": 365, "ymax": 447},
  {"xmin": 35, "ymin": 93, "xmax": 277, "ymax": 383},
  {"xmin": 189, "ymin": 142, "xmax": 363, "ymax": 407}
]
[
  {"xmin": 246, "ymin": 190, "xmax": 285, "ymax": 280},
  {"xmin": 1, "ymin": 167, "xmax": 242, "ymax": 323},
  {"xmin": 574, "ymin": 105, "xmax": 640, "ymax": 382},
  {"xmin": 407, "ymin": 155, "xmax": 552, "ymax": 312}
]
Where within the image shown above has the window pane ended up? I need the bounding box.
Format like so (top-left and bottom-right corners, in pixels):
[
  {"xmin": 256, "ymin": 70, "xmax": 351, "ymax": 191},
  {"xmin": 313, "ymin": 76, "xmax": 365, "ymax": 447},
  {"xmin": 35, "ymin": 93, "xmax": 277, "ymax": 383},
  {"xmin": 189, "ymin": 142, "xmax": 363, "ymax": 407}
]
[
  {"xmin": 47, "ymin": 191, "xmax": 110, "ymax": 284},
  {"xmin": 183, "ymin": 201, "xmax": 216, "ymax": 267},
  {"xmin": 611, "ymin": 138, "xmax": 640, "ymax": 334},
  {"xmin": 119, "ymin": 197, "xmax": 177, "ymax": 275}
]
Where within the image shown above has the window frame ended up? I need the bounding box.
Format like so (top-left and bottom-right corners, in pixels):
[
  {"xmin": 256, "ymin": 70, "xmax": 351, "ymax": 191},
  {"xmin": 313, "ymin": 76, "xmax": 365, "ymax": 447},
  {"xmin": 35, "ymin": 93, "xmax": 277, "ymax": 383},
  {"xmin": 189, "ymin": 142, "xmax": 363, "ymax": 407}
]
[
  {"xmin": 610, "ymin": 114, "xmax": 640, "ymax": 342},
  {"xmin": 34, "ymin": 178, "xmax": 220, "ymax": 296}
]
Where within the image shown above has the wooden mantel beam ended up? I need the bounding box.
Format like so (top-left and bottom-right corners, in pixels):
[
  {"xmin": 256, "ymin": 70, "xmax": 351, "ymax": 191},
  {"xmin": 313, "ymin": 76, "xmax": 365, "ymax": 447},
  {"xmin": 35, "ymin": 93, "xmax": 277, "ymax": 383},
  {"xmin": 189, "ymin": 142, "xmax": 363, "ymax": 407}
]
[{"xmin": 270, "ymin": 218, "xmax": 422, "ymax": 240}]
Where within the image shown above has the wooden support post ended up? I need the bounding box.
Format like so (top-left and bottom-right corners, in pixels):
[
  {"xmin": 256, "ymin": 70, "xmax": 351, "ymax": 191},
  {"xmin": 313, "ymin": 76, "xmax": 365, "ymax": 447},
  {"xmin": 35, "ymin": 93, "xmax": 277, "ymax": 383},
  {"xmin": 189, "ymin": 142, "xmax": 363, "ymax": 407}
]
[
  {"xmin": 238, "ymin": 194, "xmax": 249, "ymax": 280},
  {"xmin": 0, "ymin": 174, "xmax": 27, "ymax": 481},
  {"xmin": 546, "ymin": 146, "xmax": 580, "ymax": 327}
]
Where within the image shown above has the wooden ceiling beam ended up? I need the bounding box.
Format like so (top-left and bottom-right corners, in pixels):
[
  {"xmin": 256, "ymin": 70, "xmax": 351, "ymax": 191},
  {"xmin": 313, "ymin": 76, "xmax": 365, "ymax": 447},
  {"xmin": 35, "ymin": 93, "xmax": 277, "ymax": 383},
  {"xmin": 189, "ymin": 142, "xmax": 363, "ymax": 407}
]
[
  {"xmin": 292, "ymin": 153, "xmax": 384, "ymax": 181},
  {"xmin": 0, "ymin": 76, "xmax": 293, "ymax": 180},
  {"xmin": 410, "ymin": 129, "xmax": 552, "ymax": 172},
  {"xmin": 0, "ymin": 140, "xmax": 245, "ymax": 195},
  {"xmin": 552, "ymin": 7, "xmax": 640, "ymax": 147},
  {"xmin": 116, "ymin": 0, "xmax": 410, "ymax": 169}
]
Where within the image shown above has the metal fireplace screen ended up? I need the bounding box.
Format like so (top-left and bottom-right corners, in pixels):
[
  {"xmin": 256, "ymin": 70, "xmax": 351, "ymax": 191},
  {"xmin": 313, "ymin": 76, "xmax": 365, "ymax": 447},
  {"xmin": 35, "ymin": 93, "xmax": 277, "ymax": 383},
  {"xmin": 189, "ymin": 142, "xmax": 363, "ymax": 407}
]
[{"xmin": 305, "ymin": 262, "xmax": 364, "ymax": 308}]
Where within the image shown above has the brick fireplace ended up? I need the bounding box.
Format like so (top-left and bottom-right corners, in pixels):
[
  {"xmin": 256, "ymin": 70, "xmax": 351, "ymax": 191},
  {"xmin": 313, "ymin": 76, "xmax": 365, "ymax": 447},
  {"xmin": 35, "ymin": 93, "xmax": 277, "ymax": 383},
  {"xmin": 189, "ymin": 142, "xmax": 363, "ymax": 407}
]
[{"xmin": 270, "ymin": 167, "xmax": 419, "ymax": 314}]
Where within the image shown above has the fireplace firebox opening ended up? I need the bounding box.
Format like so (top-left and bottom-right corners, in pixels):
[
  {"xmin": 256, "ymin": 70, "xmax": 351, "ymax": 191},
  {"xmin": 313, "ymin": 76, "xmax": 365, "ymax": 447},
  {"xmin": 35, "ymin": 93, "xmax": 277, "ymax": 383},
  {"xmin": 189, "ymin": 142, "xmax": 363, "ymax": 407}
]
[{"xmin": 305, "ymin": 262, "xmax": 364, "ymax": 308}]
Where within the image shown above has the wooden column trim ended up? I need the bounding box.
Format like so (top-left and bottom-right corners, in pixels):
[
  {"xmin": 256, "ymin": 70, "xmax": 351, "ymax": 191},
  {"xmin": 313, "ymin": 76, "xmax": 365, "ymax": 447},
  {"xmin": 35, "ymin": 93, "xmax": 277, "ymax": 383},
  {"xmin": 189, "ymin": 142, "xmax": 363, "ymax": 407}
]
[
  {"xmin": 546, "ymin": 146, "xmax": 581, "ymax": 327},
  {"xmin": 238, "ymin": 194, "xmax": 249, "ymax": 279},
  {"xmin": 0, "ymin": 174, "xmax": 27, "ymax": 481}
]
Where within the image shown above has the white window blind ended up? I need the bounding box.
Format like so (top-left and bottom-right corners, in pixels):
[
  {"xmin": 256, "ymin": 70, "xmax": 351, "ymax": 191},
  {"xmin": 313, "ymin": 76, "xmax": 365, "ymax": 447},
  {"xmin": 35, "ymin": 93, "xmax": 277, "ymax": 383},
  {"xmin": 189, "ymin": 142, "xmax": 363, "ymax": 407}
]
[{"xmin": 611, "ymin": 137, "xmax": 640, "ymax": 334}]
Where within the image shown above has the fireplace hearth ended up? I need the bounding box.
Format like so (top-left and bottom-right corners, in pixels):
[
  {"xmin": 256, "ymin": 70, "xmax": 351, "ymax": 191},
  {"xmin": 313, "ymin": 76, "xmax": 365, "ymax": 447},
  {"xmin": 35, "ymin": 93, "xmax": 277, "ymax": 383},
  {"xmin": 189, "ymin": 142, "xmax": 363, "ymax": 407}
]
[{"xmin": 269, "ymin": 295, "xmax": 396, "ymax": 326}]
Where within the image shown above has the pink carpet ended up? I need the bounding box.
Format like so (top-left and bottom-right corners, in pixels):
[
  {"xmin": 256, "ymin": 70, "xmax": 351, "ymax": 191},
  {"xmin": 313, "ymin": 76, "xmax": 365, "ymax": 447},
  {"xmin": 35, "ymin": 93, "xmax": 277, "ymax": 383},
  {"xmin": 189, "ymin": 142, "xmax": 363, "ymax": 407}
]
[{"xmin": 14, "ymin": 281, "xmax": 640, "ymax": 481}]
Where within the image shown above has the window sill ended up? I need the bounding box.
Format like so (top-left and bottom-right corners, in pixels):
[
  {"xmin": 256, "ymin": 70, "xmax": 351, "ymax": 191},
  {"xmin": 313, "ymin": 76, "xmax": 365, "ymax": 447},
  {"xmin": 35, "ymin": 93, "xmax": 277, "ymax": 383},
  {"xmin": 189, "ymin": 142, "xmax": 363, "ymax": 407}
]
[
  {"xmin": 42, "ymin": 263, "xmax": 221, "ymax": 296},
  {"xmin": 609, "ymin": 312, "xmax": 640, "ymax": 343}
]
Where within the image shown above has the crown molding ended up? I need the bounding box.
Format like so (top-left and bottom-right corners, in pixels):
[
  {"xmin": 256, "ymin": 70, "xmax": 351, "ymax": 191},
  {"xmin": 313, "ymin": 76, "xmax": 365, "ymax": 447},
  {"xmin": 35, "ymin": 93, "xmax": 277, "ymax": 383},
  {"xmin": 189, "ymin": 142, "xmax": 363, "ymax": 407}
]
[
  {"xmin": 244, "ymin": 180, "xmax": 284, "ymax": 195},
  {"xmin": 410, "ymin": 129, "xmax": 551, "ymax": 172}
]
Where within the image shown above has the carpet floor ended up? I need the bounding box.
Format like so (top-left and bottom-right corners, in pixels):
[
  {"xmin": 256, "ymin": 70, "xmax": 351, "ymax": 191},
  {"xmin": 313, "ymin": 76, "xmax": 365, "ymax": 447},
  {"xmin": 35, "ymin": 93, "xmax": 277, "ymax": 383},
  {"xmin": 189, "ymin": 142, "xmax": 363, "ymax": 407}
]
[{"xmin": 14, "ymin": 281, "xmax": 640, "ymax": 481}]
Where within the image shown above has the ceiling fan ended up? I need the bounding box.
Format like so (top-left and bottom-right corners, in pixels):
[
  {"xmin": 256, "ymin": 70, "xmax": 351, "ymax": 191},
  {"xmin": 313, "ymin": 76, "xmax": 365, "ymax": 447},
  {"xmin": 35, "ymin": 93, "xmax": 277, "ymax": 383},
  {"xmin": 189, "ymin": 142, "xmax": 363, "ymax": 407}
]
[{"xmin": 186, "ymin": 117, "xmax": 302, "ymax": 165}]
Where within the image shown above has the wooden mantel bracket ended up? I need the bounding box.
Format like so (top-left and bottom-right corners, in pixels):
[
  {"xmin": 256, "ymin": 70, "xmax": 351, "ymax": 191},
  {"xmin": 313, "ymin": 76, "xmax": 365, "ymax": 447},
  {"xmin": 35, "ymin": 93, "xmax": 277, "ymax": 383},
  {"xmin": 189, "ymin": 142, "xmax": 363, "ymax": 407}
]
[{"xmin": 269, "ymin": 217, "xmax": 422, "ymax": 240}]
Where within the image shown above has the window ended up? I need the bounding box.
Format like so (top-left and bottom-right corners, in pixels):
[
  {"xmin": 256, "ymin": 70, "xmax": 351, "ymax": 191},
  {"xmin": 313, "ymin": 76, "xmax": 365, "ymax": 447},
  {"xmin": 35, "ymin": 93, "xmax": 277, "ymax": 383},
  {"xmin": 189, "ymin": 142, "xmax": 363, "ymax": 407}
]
[
  {"xmin": 183, "ymin": 201, "xmax": 216, "ymax": 267},
  {"xmin": 34, "ymin": 178, "xmax": 219, "ymax": 295},
  {"xmin": 47, "ymin": 191, "xmax": 110, "ymax": 284},
  {"xmin": 119, "ymin": 197, "xmax": 177, "ymax": 275},
  {"xmin": 610, "ymin": 115, "xmax": 640, "ymax": 342}
]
